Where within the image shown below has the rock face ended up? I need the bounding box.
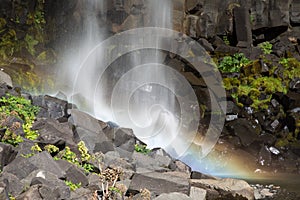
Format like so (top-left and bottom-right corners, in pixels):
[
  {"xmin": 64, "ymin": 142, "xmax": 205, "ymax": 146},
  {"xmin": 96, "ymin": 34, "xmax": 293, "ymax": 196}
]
[{"xmin": 40, "ymin": 0, "xmax": 300, "ymax": 52}]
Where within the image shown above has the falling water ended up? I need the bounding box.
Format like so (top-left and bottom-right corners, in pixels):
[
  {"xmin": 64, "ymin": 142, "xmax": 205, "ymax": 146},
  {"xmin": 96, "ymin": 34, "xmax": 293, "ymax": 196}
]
[{"xmin": 58, "ymin": 0, "xmax": 224, "ymax": 174}]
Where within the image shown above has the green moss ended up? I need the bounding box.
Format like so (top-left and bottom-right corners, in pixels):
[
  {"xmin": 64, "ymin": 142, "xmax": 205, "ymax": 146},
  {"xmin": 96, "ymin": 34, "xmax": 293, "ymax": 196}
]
[
  {"xmin": 0, "ymin": 18, "xmax": 6, "ymax": 30},
  {"xmin": 223, "ymin": 75, "xmax": 288, "ymax": 110}
]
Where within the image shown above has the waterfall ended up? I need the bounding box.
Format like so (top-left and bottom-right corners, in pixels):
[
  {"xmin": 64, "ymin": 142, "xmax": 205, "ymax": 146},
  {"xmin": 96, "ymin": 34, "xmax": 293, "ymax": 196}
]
[{"xmin": 57, "ymin": 0, "xmax": 225, "ymax": 174}]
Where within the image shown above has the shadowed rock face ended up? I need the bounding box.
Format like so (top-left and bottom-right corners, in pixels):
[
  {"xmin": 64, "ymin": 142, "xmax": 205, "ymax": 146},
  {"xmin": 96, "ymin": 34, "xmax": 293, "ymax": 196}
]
[{"xmin": 37, "ymin": 0, "xmax": 300, "ymax": 51}]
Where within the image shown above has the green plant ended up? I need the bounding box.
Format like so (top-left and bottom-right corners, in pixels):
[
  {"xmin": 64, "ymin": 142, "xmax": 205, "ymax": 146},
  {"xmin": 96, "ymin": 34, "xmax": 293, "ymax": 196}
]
[
  {"xmin": 0, "ymin": 94, "xmax": 39, "ymax": 145},
  {"xmin": 134, "ymin": 144, "xmax": 151, "ymax": 155},
  {"xmin": 57, "ymin": 146, "xmax": 78, "ymax": 164},
  {"xmin": 218, "ymin": 53, "xmax": 251, "ymax": 73},
  {"xmin": 65, "ymin": 180, "xmax": 81, "ymax": 191},
  {"xmin": 9, "ymin": 194, "xmax": 16, "ymax": 200},
  {"xmin": 44, "ymin": 144, "xmax": 59, "ymax": 153},
  {"xmin": 21, "ymin": 143, "xmax": 42, "ymax": 158},
  {"xmin": 258, "ymin": 41, "xmax": 273, "ymax": 55},
  {"xmin": 23, "ymin": 122, "xmax": 39, "ymax": 140},
  {"xmin": 222, "ymin": 35, "xmax": 230, "ymax": 46},
  {"xmin": 2, "ymin": 129, "xmax": 24, "ymax": 146},
  {"xmin": 24, "ymin": 34, "xmax": 39, "ymax": 56},
  {"xmin": 55, "ymin": 142, "xmax": 95, "ymax": 173},
  {"xmin": 78, "ymin": 141, "xmax": 91, "ymax": 162},
  {"xmin": 0, "ymin": 94, "xmax": 39, "ymax": 122}
]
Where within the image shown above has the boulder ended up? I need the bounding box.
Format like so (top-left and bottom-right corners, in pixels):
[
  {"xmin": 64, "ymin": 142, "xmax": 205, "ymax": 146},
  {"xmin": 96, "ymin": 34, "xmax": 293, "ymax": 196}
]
[
  {"xmin": 0, "ymin": 71, "xmax": 13, "ymax": 88},
  {"xmin": 32, "ymin": 118, "xmax": 76, "ymax": 147},
  {"xmin": 0, "ymin": 186, "xmax": 9, "ymax": 200},
  {"xmin": 3, "ymin": 157, "xmax": 38, "ymax": 179},
  {"xmin": 234, "ymin": 7, "xmax": 252, "ymax": 48},
  {"xmin": 30, "ymin": 175, "xmax": 70, "ymax": 200},
  {"xmin": 32, "ymin": 95, "xmax": 69, "ymax": 122},
  {"xmin": 69, "ymin": 109, "xmax": 110, "ymax": 152},
  {"xmin": 132, "ymin": 151, "xmax": 169, "ymax": 173},
  {"xmin": 290, "ymin": 0, "xmax": 300, "ymax": 24},
  {"xmin": 113, "ymin": 128, "xmax": 136, "ymax": 152},
  {"xmin": 129, "ymin": 172, "xmax": 190, "ymax": 196},
  {"xmin": 0, "ymin": 172, "xmax": 23, "ymax": 196},
  {"xmin": 190, "ymin": 187, "xmax": 206, "ymax": 200},
  {"xmin": 0, "ymin": 143, "xmax": 17, "ymax": 171},
  {"xmin": 15, "ymin": 185, "xmax": 43, "ymax": 200},
  {"xmin": 28, "ymin": 151, "xmax": 65, "ymax": 178},
  {"xmin": 154, "ymin": 192, "xmax": 192, "ymax": 200},
  {"xmin": 191, "ymin": 178, "xmax": 254, "ymax": 200},
  {"xmin": 226, "ymin": 118, "xmax": 260, "ymax": 147}
]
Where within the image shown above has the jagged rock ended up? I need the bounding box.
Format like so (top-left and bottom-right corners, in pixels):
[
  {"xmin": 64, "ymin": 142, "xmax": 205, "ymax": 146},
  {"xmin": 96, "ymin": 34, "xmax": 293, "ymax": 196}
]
[
  {"xmin": 129, "ymin": 172, "xmax": 190, "ymax": 196},
  {"xmin": 32, "ymin": 118, "xmax": 76, "ymax": 147},
  {"xmin": 234, "ymin": 7, "xmax": 252, "ymax": 48},
  {"xmin": 65, "ymin": 165, "xmax": 89, "ymax": 187},
  {"xmin": 68, "ymin": 109, "xmax": 107, "ymax": 132},
  {"xmin": 0, "ymin": 172, "xmax": 23, "ymax": 197},
  {"xmin": 3, "ymin": 157, "xmax": 38, "ymax": 179},
  {"xmin": 226, "ymin": 118, "xmax": 260, "ymax": 147},
  {"xmin": 183, "ymin": 14, "xmax": 200, "ymax": 38},
  {"xmin": 132, "ymin": 151, "xmax": 169, "ymax": 173},
  {"xmin": 198, "ymin": 38, "xmax": 215, "ymax": 52},
  {"xmin": 281, "ymin": 91, "xmax": 300, "ymax": 111},
  {"xmin": 191, "ymin": 178, "xmax": 254, "ymax": 200},
  {"xmin": 103, "ymin": 151, "xmax": 135, "ymax": 179},
  {"xmin": 190, "ymin": 171, "xmax": 217, "ymax": 180},
  {"xmin": 15, "ymin": 185, "xmax": 43, "ymax": 200},
  {"xmin": 173, "ymin": 160, "xmax": 191, "ymax": 175},
  {"xmin": 154, "ymin": 192, "xmax": 192, "ymax": 200},
  {"xmin": 149, "ymin": 148, "xmax": 173, "ymax": 169},
  {"xmin": 258, "ymin": 146, "xmax": 272, "ymax": 166},
  {"xmin": 69, "ymin": 109, "xmax": 110, "ymax": 153},
  {"xmin": 70, "ymin": 187, "xmax": 94, "ymax": 200},
  {"xmin": 0, "ymin": 143, "xmax": 17, "ymax": 171},
  {"xmin": 290, "ymin": 0, "xmax": 300, "ymax": 24},
  {"xmin": 0, "ymin": 186, "xmax": 9, "ymax": 200},
  {"xmin": 190, "ymin": 187, "xmax": 206, "ymax": 200},
  {"xmin": 30, "ymin": 176, "xmax": 70, "ymax": 200},
  {"xmin": 113, "ymin": 128, "xmax": 136, "ymax": 152},
  {"xmin": 0, "ymin": 71, "xmax": 13, "ymax": 88},
  {"xmin": 289, "ymin": 78, "xmax": 300, "ymax": 93},
  {"xmin": 32, "ymin": 95, "xmax": 69, "ymax": 122}
]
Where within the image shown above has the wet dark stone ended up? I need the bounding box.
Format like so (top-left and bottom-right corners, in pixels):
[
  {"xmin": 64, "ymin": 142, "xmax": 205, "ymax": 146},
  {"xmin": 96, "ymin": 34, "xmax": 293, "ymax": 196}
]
[
  {"xmin": 226, "ymin": 118, "xmax": 260, "ymax": 147},
  {"xmin": 238, "ymin": 95, "xmax": 253, "ymax": 107},
  {"xmin": 32, "ymin": 95, "xmax": 69, "ymax": 122},
  {"xmin": 234, "ymin": 7, "xmax": 252, "ymax": 48},
  {"xmin": 258, "ymin": 145, "xmax": 272, "ymax": 167},
  {"xmin": 289, "ymin": 78, "xmax": 300, "ymax": 93},
  {"xmin": 198, "ymin": 38, "xmax": 214, "ymax": 52},
  {"xmin": 190, "ymin": 171, "xmax": 217, "ymax": 180},
  {"xmin": 0, "ymin": 143, "xmax": 17, "ymax": 171},
  {"xmin": 282, "ymin": 91, "xmax": 300, "ymax": 110}
]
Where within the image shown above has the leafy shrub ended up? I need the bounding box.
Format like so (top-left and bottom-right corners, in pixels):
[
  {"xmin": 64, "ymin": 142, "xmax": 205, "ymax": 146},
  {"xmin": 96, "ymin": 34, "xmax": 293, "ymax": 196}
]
[
  {"xmin": 134, "ymin": 144, "xmax": 151, "ymax": 155},
  {"xmin": 0, "ymin": 94, "xmax": 39, "ymax": 146},
  {"xmin": 218, "ymin": 53, "xmax": 251, "ymax": 73},
  {"xmin": 65, "ymin": 180, "xmax": 81, "ymax": 191},
  {"xmin": 258, "ymin": 41, "xmax": 272, "ymax": 55}
]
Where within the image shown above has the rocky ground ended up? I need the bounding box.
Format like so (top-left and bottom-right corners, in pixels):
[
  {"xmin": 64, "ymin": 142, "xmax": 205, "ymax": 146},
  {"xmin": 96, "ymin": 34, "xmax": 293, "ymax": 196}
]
[
  {"xmin": 0, "ymin": 76, "xmax": 256, "ymax": 200},
  {"xmin": 0, "ymin": 72, "xmax": 299, "ymax": 200}
]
